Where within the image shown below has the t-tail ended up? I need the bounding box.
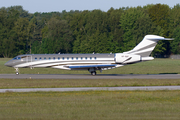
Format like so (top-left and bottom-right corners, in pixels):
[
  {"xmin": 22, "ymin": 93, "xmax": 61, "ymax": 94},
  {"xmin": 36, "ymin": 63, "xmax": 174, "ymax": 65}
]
[
  {"xmin": 115, "ymin": 35, "xmax": 173, "ymax": 64},
  {"xmin": 123, "ymin": 35, "xmax": 173, "ymax": 57}
]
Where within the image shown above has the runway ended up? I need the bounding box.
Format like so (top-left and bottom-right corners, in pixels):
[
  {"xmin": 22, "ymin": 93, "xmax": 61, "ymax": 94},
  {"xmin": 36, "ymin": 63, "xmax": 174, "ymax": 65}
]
[
  {"xmin": 0, "ymin": 86, "xmax": 180, "ymax": 93},
  {"xmin": 0, "ymin": 74, "xmax": 180, "ymax": 79}
]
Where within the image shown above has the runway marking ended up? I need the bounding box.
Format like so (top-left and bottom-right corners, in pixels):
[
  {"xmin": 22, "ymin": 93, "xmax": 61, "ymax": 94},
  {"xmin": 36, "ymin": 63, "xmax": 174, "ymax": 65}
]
[{"xmin": 1, "ymin": 86, "xmax": 180, "ymax": 93}]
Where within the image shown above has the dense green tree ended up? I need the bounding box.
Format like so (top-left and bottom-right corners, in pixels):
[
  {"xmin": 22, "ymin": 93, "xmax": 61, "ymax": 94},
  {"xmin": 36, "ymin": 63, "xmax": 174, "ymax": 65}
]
[
  {"xmin": 120, "ymin": 7, "xmax": 148, "ymax": 51},
  {"xmin": 169, "ymin": 4, "xmax": 180, "ymax": 54},
  {"xmin": 148, "ymin": 4, "xmax": 172, "ymax": 55},
  {"xmin": 148, "ymin": 4, "xmax": 170, "ymax": 36},
  {"xmin": 27, "ymin": 16, "xmax": 38, "ymax": 54},
  {"xmin": 107, "ymin": 8, "xmax": 124, "ymax": 53},
  {"xmin": 40, "ymin": 18, "xmax": 73, "ymax": 53},
  {"xmin": 169, "ymin": 4, "xmax": 180, "ymax": 37},
  {"xmin": 171, "ymin": 27, "xmax": 180, "ymax": 54},
  {"xmin": 0, "ymin": 4, "xmax": 179, "ymax": 58},
  {"xmin": 9, "ymin": 6, "xmax": 33, "ymax": 19},
  {"xmin": 0, "ymin": 7, "xmax": 20, "ymax": 57},
  {"xmin": 71, "ymin": 9, "xmax": 121, "ymax": 53},
  {"xmin": 13, "ymin": 17, "xmax": 29, "ymax": 54}
]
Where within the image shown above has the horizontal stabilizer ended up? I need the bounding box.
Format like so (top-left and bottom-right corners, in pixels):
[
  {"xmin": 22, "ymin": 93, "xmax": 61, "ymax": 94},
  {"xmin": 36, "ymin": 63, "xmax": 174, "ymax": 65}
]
[{"xmin": 147, "ymin": 37, "xmax": 174, "ymax": 41}]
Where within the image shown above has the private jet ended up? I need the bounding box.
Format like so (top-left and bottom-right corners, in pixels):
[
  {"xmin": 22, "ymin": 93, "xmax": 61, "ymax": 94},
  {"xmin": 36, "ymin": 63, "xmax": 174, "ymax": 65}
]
[{"xmin": 5, "ymin": 35, "xmax": 173, "ymax": 75}]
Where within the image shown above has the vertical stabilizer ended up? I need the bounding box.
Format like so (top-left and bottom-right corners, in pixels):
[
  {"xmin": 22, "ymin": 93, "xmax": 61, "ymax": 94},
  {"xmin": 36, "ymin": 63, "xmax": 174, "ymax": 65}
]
[{"xmin": 123, "ymin": 35, "xmax": 173, "ymax": 57}]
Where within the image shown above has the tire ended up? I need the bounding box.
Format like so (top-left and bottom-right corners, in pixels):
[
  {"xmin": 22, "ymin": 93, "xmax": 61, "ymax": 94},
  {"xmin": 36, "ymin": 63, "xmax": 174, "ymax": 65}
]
[{"xmin": 91, "ymin": 71, "xmax": 96, "ymax": 76}]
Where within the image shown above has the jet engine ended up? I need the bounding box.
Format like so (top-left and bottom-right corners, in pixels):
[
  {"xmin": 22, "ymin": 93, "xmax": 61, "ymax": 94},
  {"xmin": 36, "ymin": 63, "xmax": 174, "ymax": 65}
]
[{"xmin": 115, "ymin": 53, "xmax": 141, "ymax": 64}]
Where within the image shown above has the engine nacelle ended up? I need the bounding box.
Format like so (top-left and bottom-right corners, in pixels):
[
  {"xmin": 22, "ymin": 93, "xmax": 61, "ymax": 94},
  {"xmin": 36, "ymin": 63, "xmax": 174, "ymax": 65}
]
[{"xmin": 115, "ymin": 53, "xmax": 141, "ymax": 64}]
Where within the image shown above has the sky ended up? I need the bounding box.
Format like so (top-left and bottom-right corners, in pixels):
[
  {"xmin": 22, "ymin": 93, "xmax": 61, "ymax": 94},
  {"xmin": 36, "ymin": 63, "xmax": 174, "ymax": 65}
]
[{"xmin": 1, "ymin": 0, "xmax": 180, "ymax": 13}]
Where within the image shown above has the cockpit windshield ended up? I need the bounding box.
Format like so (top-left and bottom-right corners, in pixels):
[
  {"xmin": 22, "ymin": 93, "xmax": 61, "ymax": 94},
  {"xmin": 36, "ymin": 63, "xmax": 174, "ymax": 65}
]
[{"xmin": 13, "ymin": 57, "xmax": 21, "ymax": 60}]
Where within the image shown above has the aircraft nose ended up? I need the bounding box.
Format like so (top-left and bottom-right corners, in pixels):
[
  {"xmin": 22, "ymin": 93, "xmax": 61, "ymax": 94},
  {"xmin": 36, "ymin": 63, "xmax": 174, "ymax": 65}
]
[{"xmin": 4, "ymin": 61, "xmax": 13, "ymax": 67}]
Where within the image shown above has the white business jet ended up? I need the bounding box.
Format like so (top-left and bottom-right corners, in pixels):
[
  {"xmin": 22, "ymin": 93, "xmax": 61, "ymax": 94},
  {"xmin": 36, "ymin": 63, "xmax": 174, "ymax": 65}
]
[{"xmin": 5, "ymin": 35, "xmax": 173, "ymax": 75}]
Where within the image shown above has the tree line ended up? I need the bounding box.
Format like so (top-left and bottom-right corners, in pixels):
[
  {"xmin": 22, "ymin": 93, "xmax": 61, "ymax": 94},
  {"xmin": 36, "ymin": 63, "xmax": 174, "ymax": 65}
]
[{"xmin": 0, "ymin": 4, "xmax": 180, "ymax": 58}]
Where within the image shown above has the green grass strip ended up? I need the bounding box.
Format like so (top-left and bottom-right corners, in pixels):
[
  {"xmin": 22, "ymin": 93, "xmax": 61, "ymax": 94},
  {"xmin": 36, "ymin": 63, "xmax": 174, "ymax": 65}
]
[
  {"xmin": 0, "ymin": 91, "xmax": 180, "ymax": 119},
  {"xmin": 0, "ymin": 78, "xmax": 180, "ymax": 89}
]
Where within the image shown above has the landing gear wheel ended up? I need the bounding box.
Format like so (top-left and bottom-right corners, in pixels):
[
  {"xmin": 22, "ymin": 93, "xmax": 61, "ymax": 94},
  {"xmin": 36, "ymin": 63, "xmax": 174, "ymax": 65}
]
[
  {"xmin": 15, "ymin": 68, "xmax": 19, "ymax": 75},
  {"xmin": 91, "ymin": 71, "xmax": 96, "ymax": 76}
]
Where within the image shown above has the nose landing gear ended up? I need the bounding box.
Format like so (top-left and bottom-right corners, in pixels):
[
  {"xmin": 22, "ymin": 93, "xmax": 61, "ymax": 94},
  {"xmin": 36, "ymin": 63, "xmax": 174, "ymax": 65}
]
[{"xmin": 15, "ymin": 68, "xmax": 19, "ymax": 75}]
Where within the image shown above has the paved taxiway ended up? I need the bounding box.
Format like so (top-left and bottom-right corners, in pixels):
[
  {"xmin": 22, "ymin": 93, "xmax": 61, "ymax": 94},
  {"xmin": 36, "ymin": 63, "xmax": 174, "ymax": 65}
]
[
  {"xmin": 0, "ymin": 86, "xmax": 180, "ymax": 93},
  {"xmin": 0, "ymin": 74, "xmax": 180, "ymax": 79}
]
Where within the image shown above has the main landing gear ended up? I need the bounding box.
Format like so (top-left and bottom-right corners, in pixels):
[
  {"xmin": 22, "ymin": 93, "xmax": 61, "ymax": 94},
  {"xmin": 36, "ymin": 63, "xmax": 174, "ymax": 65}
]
[
  {"xmin": 15, "ymin": 68, "xmax": 19, "ymax": 75},
  {"xmin": 91, "ymin": 71, "xmax": 96, "ymax": 76},
  {"xmin": 89, "ymin": 68, "xmax": 98, "ymax": 76}
]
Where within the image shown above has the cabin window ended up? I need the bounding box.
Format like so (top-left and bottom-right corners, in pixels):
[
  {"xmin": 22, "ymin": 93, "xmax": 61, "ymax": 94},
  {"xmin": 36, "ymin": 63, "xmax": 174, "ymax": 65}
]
[
  {"xmin": 67, "ymin": 57, "xmax": 69, "ymax": 60},
  {"xmin": 81, "ymin": 57, "xmax": 83, "ymax": 60},
  {"xmin": 76, "ymin": 57, "xmax": 78, "ymax": 60},
  {"xmin": 39, "ymin": 57, "xmax": 41, "ymax": 60},
  {"xmin": 18, "ymin": 57, "xmax": 21, "ymax": 60},
  {"xmin": 94, "ymin": 57, "xmax": 96, "ymax": 60},
  {"xmin": 85, "ymin": 57, "xmax": 87, "ymax": 60},
  {"xmin": 90, "ymin": 57, "xmax": 92, "ymax": 60},
  {"xmin": 44, "ymin": 57, "xmax": 46, "ymax": 60},
  {"xmin": 58, "ymin": 57, "xmax": 60, "ymax": 60},
  {"xmin": 53, "ymin": 57, "xmax": 55, "ymax": 60},
  {"xmin": 62, "ymin": 57, "xmax": 64, "ymax": 60},
  {"xmin": 35, "ymin": 57, "xmax": 37, "ymax": 60},
  {"xmin": 49, "ymin": 57, "xmax": 51, "ymax": 60},
  {"xmin": 72, "ymin": 57, "xmax": 73, "ymax": 60}
]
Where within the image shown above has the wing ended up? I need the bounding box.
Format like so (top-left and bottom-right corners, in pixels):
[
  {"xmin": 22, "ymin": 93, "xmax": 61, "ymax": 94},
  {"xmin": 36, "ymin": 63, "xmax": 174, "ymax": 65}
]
[{"xmin": 52, "ymin": 64, "xmax": 123, "ymax": 70}]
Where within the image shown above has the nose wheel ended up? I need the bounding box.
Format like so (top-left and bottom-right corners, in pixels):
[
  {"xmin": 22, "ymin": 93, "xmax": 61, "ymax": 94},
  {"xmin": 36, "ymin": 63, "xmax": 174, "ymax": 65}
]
[{"xmin": 15, "ymin": 68, "xmax": 19, "ymax": 75}]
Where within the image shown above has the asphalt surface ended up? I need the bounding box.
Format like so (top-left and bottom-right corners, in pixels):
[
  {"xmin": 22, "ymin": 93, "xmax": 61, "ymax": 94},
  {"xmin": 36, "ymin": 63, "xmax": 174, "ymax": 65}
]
[
  {"xmin": 0, "ymin": 86, "xmax": 180, "ymax": 93},
  {"xmin": 0, "ymin": 74, "xmax": 180, "ymax": 79}
]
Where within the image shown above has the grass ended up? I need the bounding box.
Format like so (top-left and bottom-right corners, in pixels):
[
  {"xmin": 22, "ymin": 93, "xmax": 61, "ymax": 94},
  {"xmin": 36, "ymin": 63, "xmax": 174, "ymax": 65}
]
[
  {"xmin": 0, "ymin": 79, "xmax": 180, "ymax": 89},
  {"xmin": 0, "ymin": 91, "xmax": 180, "ymax": 120},
  {"xmin": 2, "ymin": 58, "xmax": 180, "ymax": 74}
]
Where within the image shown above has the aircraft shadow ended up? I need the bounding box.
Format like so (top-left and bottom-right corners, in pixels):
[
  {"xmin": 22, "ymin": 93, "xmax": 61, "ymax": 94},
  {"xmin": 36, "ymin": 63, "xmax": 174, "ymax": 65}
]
[{"xmin": 159, "ymin": 73, "xmax": 178, "ymax": 74}]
